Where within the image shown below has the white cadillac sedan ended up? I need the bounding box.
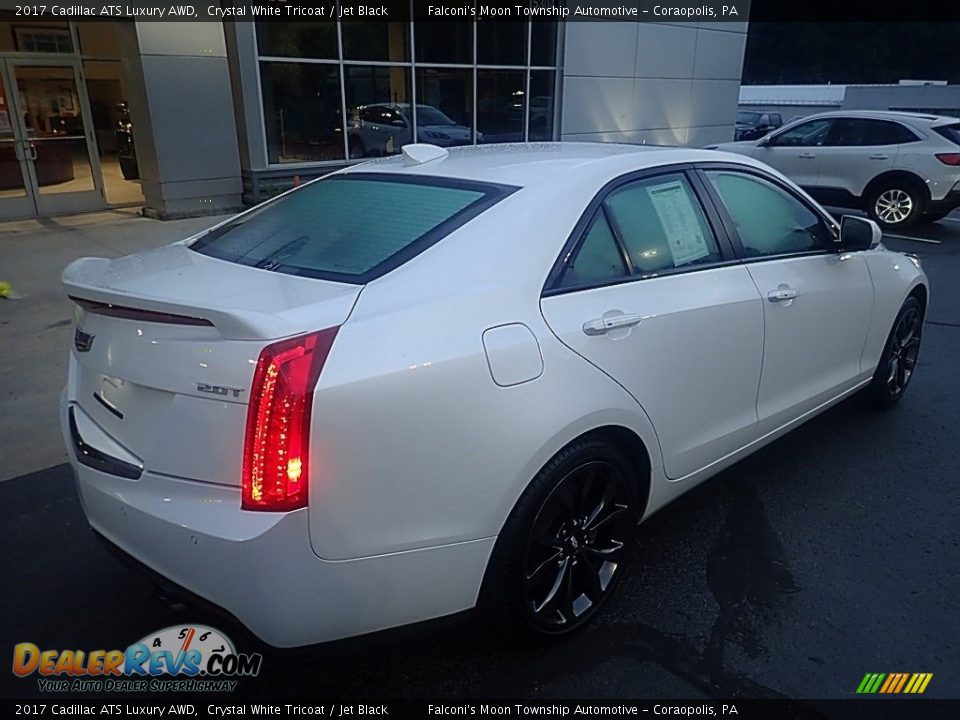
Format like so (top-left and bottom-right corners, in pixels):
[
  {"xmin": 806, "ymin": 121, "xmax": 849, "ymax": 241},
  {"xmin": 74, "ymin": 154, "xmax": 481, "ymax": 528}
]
[{"xmin": 61, "ymin": 143, "xmax": 928, "ymax": 647}]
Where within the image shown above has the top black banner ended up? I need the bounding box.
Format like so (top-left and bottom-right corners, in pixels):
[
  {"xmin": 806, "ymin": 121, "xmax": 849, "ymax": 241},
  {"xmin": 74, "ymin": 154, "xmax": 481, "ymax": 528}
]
[{"xmin": 3, "ymin": 0, "xmax": 960, "ymax": 22}]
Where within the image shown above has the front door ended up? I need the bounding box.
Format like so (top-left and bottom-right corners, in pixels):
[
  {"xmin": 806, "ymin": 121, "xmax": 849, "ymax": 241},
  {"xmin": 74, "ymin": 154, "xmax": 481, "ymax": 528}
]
[
  {"xmin": 0, "ymin": 58, "xmax": 105, "ymax": 219},
  {"xmin": 701, "ymin": 167, "xmax": 874, "ymax": 435},
  {"xmin": 0, "ymin": 63, "xmax": 34, "ymax": 218},
  {"xmin": 752, "ymin": 117, "xmax": 835, "ymax": 191}
]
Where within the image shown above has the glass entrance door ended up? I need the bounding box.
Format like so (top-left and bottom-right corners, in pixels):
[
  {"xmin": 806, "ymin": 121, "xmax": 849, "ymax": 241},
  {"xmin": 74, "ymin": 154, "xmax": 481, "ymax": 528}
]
[
  {"xmin": 0, "ymin": 63, "xmax": 33, "ymax": 218},
  {"xmin": 0, "ymin": 58, "xmax": 105, "ymax": 219}
]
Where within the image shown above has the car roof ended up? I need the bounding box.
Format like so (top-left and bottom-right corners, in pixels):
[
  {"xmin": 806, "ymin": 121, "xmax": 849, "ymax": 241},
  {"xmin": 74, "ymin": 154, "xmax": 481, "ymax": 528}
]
[
  {"xmin": 782, "ymin": 109, "xmax": 958, "ymax": 127},
  {"xmin": 340, "ymin": 142, "xmax": 753, "ymax": 188}
]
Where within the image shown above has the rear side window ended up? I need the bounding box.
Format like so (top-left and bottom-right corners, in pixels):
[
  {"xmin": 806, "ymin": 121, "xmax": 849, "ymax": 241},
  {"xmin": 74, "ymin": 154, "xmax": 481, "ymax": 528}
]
[
  {"xmin": 604, "ymin": 174, "xmax": 721, "ymax": 275},
  {"xmin": 934, "ymin": 124, "xmax": 960, "ymax": 146},
  {"xmin": 557, "ymin": 214, "xmax": 627, "ymax": 288},
  {"xmin": 557, "ymin": 172, "xmax": 721, "ymax": 289},
  {"xmin": 190, "ymin": 175, "xmax": 514, "ymax": 283},
  {"xmin": 826, "ymin": 119, "xmax": 918, "ymax": 146}
]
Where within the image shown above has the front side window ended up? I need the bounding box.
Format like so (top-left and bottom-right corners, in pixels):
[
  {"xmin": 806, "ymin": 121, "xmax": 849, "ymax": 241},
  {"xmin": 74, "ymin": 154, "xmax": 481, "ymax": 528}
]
[
  {"xmin": 190, "ymin": 176, "xmax": 512, "ymax": 282},
  {"xmin": 769, "ymin": 119, "xmax": 833, "ymax": 147},
  {"xmin": 706, "ymin": 171, "xmax": 834, "ymax": 258}
]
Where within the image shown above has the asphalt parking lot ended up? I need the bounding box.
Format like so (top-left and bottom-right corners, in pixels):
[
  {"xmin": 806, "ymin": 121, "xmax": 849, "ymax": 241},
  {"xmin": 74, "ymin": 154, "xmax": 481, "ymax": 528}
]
[{"xmin": 1, "ymin": 210, "xmax": 958, "ymax": 702}]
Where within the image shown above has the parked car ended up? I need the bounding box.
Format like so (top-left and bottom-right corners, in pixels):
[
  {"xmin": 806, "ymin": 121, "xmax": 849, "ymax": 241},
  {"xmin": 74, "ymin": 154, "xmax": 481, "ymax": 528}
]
[
  {"xmin": 61, "ymin": 142, "xmax": 927, "ymax": 647},
  {"xmin": 347, "ymin": 103, "xmax": 474, "ymax": 158},
  {"xmin": 734, "ymin": 110, "xmax": 783, "ymax": 141},
  {"xmin": 709, "ymin": 110, "xmax": 960, "ymax": 228}
]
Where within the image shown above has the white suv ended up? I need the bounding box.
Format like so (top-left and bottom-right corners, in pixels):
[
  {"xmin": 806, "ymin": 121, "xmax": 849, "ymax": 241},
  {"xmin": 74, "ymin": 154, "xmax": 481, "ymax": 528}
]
[{"xmin": 709, "ymin": 110, "xmax": 960, "ymax": 229}]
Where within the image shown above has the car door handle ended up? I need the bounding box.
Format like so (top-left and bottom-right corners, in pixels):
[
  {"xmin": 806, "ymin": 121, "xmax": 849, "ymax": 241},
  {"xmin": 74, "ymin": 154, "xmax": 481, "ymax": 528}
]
[
  {"xmin": 582, "ymin": 313, "xmax": 643, "ymax": 336},
  {"xmin": 767, "ymin": 288, "xmax": 799, "ymax": 303},
  {"xmin": 869, "ymin": 154, "xmax": 889, "ymax": 160},
  {"xmin": 797, "ymin": 152, "xmax": 816, "ymax": 159}
]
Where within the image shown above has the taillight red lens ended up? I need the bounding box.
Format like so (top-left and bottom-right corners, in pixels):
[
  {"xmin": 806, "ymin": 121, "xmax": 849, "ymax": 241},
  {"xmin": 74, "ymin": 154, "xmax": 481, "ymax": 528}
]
[
  {"xmin": 935, "ymin": 153, "xmax": 960, "ymax": 165},
  {"xmin": 241, "ymin": 327, "xmax": 339, "ymax": 511}
]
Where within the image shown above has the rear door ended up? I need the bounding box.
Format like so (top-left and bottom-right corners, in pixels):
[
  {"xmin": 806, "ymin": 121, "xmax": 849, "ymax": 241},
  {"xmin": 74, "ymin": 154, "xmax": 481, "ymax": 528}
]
[
  {"xmin": 540, "ymin": 168, "xmax": 764, "ymax": 480},
  {"xmin": 700, "ymin": 166, "xmax": 874, "ymax": 434},
  {"xmin": 752, "ymin": 117, "xmax": 834, "ymax": 190},
  {"xmin": 817, "ymin": 118, "xmax": 914, "ymax": 198}
]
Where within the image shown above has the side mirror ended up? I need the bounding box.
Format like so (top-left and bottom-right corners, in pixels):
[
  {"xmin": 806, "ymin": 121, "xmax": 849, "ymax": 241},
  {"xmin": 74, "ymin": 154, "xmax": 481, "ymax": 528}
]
[
  {"xmin": 839, "ymin": 215, "xmax": 882, "ymax": 252},
  {"xmin": 757, "ymin": 135, "xmax": 773, "ymax": 147}
]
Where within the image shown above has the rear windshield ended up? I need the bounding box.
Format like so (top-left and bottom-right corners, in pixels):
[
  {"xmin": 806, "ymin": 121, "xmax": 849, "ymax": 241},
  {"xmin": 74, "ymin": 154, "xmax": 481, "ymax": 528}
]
[
  {"xmin": 190, "ymin": 174, "xmax": 515, "ymax": 283},
  {"xmin": 934, "ymin": 123, "xmax": 960, "ymax": 146}
]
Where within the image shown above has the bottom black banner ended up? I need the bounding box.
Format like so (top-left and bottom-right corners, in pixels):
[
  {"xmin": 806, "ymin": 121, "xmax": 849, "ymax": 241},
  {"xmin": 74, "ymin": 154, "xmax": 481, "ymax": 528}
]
[{"xmin": 3, "ymin": 700, "xmax": 960, "ymax": 720}]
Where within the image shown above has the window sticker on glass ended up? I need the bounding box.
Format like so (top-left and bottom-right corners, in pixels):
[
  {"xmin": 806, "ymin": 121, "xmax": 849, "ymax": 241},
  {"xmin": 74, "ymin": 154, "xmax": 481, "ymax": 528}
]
[{"xmin": 645, "ymin": 180, "xmax": 711, "ymax": 266}]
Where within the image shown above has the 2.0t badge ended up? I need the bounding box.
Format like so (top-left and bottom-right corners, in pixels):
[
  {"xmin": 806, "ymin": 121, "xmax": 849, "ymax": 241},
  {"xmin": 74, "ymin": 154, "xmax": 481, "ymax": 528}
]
[{"xmin": 196, "ymin": 383, "xmax": 245, "ymax": 398}]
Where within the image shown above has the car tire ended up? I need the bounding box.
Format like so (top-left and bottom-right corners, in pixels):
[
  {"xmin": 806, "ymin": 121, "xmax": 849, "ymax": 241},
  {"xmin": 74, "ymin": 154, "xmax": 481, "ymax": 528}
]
[
  {"xmin": 479, "ymin": 437, "xmax": 641, "ymax": 637},
  {"xmin": 865, "ymin": 296, "xmax": 924, "ymax": 407},
  {"xmin": 867, "ymin": 180, "xmax": 926, "ymax": 230}
]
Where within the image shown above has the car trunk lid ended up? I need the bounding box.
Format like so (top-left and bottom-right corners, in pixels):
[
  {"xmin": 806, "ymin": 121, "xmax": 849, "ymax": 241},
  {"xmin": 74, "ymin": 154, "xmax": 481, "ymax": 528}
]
[{"xmin": 63, "ymin": 244, "xmax": 362, "ymax": 486}]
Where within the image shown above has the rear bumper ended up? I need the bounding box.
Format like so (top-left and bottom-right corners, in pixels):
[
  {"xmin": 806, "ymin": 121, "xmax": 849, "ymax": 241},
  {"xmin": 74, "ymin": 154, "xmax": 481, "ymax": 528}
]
[
  {"xmin": 61, "ymin": 397, "xmax": 495, "ymax": 647},
  {"xmin": 926, "ymin": 188, "xmax": 960, "ymax": 215}
]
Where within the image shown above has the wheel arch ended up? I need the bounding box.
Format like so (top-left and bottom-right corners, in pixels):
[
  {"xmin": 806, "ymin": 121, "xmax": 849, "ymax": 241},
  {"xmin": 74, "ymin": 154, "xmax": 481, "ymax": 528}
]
[
  {"xmin": 907, "ymin": 281, "xmax": 928, "ymax": 312},
  {"xmin": 863, "ymin": 170, "xmax": 931, "ymax": 203},
  {"xmin": 578, "ymin": 425, "xmax": 653, "ymax": 518},
  {"xmin": 504, "ymin": 422, "xmax": 656, "ymax": 535}
]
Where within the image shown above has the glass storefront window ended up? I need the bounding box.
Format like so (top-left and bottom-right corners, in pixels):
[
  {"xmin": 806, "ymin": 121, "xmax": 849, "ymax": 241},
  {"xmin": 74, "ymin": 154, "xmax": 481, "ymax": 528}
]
[
  {"xmin": 344, "ymin": 65, "xmax": 412, "ymax": 158},
  {"xmin": 477, "ymin": 70, "xmax": 526, "ymax": 144},
  {"xmin": 414, "ymin": 21, "xmax": 472, "ymax": 64},
  {"xmin": 257, "ymin": 22, "xmax": 337, "ymax": 59},
  {"xmin": 477, "ymin": 22, "xmax": 527, "ymax": 66},
  {"xmin": 531, "ymin": 20, "xmax": 558, "ymax": 66},
  {"xmin": 529, "ymin": 71, "xmax": 556, "ymax": 141},
  {"xmin": 255, "ymin": 20, "xmax": 560, "ymax": 166},
  {"xmin": 260, "ymin": 62, "xmax": 344, "ymax": 163},
  {"xmin": 416, "ymin": 68, "xmax": 474, "ymax": 147},
  {"xmin": 342, "ymin": 22, "xmax": 409, "ymax": 62},
  {"xmin": 0, "ymin": 13, "xmax": 73, "ymax": 53}
]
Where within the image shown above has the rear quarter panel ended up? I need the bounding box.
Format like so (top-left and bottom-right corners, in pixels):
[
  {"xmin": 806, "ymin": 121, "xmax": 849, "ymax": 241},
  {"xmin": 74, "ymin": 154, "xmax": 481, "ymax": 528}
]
[{"xmin": 303, "ymin": 186, "xmax": 664, "ymax": 561}]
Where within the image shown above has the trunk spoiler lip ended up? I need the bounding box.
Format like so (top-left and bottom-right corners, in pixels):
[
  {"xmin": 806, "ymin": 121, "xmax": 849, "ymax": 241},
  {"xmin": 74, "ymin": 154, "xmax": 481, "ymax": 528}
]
[
  {"xmin": 69, "ymin": 295, "xmax": 214, "ymax": 327},
  {"xmin": 62, "ymin": 257, "xmax": 307, "ymax": 341}
]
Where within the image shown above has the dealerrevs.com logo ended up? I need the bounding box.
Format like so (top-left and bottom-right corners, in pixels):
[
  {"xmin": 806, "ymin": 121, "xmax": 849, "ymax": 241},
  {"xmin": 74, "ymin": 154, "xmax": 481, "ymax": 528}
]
[{"xmin": 12, "ymin": 625, "xmax": 262, "ymax": 693}]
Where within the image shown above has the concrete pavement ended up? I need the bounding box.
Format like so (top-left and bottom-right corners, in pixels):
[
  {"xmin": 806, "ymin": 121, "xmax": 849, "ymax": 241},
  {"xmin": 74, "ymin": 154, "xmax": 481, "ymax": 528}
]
[{"xmin": 0, "ymin": 209, "xmax": 231, "ymax": 481}]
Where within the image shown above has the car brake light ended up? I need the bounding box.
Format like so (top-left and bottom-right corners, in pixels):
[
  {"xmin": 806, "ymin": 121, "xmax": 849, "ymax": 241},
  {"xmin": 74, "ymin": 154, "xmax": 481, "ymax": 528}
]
[
  {"xmin": 935, "ymin": 153, "xmax": 960, "ymax": 165},
  {"xmin": 241, "ymin": 327, "xmax": 339, "ymax": 511}
]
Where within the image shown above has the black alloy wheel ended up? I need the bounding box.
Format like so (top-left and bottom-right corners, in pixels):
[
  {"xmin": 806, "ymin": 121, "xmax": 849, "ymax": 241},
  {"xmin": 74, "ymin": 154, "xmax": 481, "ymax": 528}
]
[
  {"xmin": 867, "ymin": 296, "xmax": 924, "ymax": 406},
  {"xmin": 481, "ymin": 439, "xmax": 642, "ymax": 637}
]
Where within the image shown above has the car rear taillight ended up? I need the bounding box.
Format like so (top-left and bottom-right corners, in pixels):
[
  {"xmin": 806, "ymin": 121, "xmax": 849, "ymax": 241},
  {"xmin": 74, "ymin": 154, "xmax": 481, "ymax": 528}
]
[
  {"xmin": 935, "ymin": 153, "xmax": 960, "ymax": 165},
  {"xmin": 241, "ymin": 327, "xmax": 339, "ymax": 511}
]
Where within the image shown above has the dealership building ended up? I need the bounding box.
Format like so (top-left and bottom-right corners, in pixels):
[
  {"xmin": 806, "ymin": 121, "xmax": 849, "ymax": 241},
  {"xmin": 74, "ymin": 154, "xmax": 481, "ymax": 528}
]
[{"xmin": 0, "ymin": 16, "xmax": 747, "ymax": 220}]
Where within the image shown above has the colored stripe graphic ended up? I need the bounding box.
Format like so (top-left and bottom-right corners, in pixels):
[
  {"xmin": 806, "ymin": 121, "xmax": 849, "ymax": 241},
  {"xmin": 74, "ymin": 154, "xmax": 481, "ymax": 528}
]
[{"xmin": 857, "ymin": 672, "xmax": 932, "ymax": 694}]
